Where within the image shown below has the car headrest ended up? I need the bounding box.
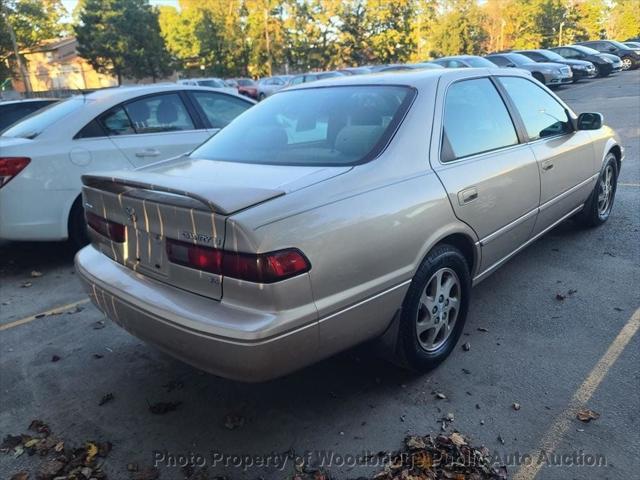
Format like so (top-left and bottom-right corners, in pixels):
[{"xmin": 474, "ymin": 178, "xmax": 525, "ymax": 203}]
[
  {"xmin": 335, "ymin": 125, "xmax": 385, "ymax": 158},
  {"xmin": 156, "ymin": 99, "xmax": 179, "ymax": 124},
  {"xmin": 126, "ymin": 101, "xmax": 150, "ymax": 127}
]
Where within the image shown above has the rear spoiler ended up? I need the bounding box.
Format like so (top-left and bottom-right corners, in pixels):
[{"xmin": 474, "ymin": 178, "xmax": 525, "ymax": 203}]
[{"xmin": 82, "ymin": 172, "xmax": 285, "ymax": 215}]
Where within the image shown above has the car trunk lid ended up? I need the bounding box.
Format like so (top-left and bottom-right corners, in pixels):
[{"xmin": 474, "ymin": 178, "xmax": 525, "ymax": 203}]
[{"xmin": 82, "ymin": 158, "xmax": 349, "ymax": 300}]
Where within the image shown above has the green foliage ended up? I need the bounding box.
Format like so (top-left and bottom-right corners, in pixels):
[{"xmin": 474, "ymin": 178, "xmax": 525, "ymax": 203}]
[
  {"xmin": 1, "ymin": 0, "xmax": 66, "ymax": 80},
  {"xmin": 74, "ymin": 0, "xmax": 172, "ymax": 83},
  {"xmin": 608, "ymin": 0, "xmax": 640, "ymax": 41}
]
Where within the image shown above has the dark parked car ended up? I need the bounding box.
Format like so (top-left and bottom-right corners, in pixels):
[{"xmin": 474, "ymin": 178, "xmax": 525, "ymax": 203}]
[
  {"xmin": 550, "ymin": 45, "xmax": 621, "ymax": 77},
  {"xmin": 485, "ymin": 53, "xmax": 572, "ymax": 87},
  {"xmin": 230, "ymin": 78, "xmax": 258, "ymax": 99},
  {"xmin": 0, "ymin": 98, "xmax": 58, "ymax": 131},
  {"xmin": 515, "ymin": 49, "xmax": 596, "ymax": 82},
  {"xmin": 623, "ymin": 41, "xmax": 640, "ymax": 50},
  {"xmin": 430, "ymin": 55, "xmax": 497, "ymax": 68},
  {"xmin": 576, "ymin": 40, "xmax": 640, "ymax": 70}
]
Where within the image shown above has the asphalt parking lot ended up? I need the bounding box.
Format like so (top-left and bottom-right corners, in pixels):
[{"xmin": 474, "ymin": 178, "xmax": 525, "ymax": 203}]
[{"xmin": 1, "ymin": 71, "xmax": 639, "ymax": 480}]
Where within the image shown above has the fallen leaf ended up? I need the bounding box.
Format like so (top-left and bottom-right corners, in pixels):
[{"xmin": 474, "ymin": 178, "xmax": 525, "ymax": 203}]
[
  {"xmin": 555, "ymin": 293, "xmax": 566, "ymax": 301},
  {"xmin": 85, "ymin": 441, "xmax": 99, "ymax": 464},
  {"xmin": 23, "ymin": 438, "xmax": 39, "ymax": 448},
  {"xmin": 51, "ymin": 355, "xmax": 60, "ymax": 362},
  {"xmin": 477, "ymin": 327, "xmax": 489, "ymax": 332},
  {"xmin": 461, "ymin": 368, "xmax": 471, "ymax": 374},
  {"xmin": 99, "ymin": 393, "xmax": 114, "ymax": 406},
  {"xmin": 93, "ymin": 354, "xmax": 104, "ymax": 359},
  {"xmin": 30, "ymin": 270, "xmax": 43, "ymax": 278},
  {"xmin": 512, "ymin": 403, "xmax": 521, "ymax": 411},
  {"xmin": 28, "ymin": 420, "xmax": 50, "ymax": 436},
  {"xmin": 10, "ymin": 472, "xmax": 28, "ymax": 480},
  {"xmin": 614, "ymin": 307, "xmax": 623, "ymax": 312},
  {"xmin": 497, "ymin": 434, "xmax": 505, "ymax": 445},
  {"xmin": 568, "ymin": 289, "xmax": 577, "ymax": 295},
  {"xmin": 127, "ymin": 463, "xmax": 139, "ymax": 472},
  {"xmin": 148, "ymin": 401, "xmax": 182, "ymax": 415},
  {"xmin": 53, "ymin": 441, "xmax": 64, "ymax": 453},
  {"xmin": 435, "ymin": 392, "xmax": 447, "ymax": 400},
  {"xmin": 449, "ymin": 432, "xmax": 466, "ymax": 446},
  {"xmin": 20, "ymin": 282, "xmax": 32, "ymax": 288},
  {"xmin": 462, "ymin": 342, "xmax": 470, "ymax": 351},
  {"xmin": 36, "ymin": 459, "xmax": 65, "ymax": 479},
  {"xmin": 93, "ymin": 320, "xmax": 106, "ymax": 330},
  {"xmin": 1, "ymin": 434, "xmax": 23, "ymax": 450},
  {"xmin": 405, "ymin": 436, "xmax": 426, "ymax": 450},
  {"xmin": 223, "ymin": 413, "xmax": 245, "ymax": 430},
  {"xmin": 577, "ymin": 408, "xmax": 600, "ymax": 422}
]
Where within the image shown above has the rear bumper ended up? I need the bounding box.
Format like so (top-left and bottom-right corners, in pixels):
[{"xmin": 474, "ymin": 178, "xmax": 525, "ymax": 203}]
[{"xmin": 75, "ymin": 246, "xmax": 320, "ymax": 382}]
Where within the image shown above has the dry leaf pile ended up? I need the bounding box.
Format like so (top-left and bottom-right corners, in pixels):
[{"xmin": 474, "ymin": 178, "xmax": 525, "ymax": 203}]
[
  {"xmin": 372, "ymin": 434, "xmax": 506, "ymax": 480},
  {"xmin": 1, "ymin": 420, "xmax": 112, "ymax": 480}
]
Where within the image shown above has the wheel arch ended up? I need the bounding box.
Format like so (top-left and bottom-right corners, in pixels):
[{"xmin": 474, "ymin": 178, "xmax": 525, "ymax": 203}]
[{"xmin": 415, "ymin": 225, "xmax": 480, "ymax": 279}]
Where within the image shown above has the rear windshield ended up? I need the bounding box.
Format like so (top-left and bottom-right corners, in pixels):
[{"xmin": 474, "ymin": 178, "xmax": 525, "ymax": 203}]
[
  {"xmin": 198, "ymin": 79, "xmax": 226, "ymax": 88},
  {"xmin": 190, "ymin": 85, "xmax": 414, "ymax": 166},
  {"xmin": 1, "ymin": 97, "xmax": 86, "ymax": 138}
]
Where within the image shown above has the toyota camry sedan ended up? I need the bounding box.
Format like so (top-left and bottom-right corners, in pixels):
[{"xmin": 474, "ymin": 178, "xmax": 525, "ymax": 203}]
[{"xmin": 75, "ymin": 69, "xmax": 623, "ymax": 382}]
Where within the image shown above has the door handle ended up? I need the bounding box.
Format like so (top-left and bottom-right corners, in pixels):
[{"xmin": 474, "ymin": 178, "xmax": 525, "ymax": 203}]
[
  {"xmin": 541, "ymin": 160, "xmax": 554, "ymax": 171},
  {"xmin": 135, "ymin": 149, "xmax": 161, "ymax": 158},
  {"xmin": 458, "ymin": 187, "xmax": 478, "ymax": 206}
]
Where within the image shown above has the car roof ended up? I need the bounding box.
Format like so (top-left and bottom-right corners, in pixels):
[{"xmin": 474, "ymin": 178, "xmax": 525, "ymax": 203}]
[
  {"xmin": 283, "ymin": 67, "xmax": 531, "ymax": 92},
  {"xmin": 83, "ymin": 84, "xmax": 241, "ymax": 103}
]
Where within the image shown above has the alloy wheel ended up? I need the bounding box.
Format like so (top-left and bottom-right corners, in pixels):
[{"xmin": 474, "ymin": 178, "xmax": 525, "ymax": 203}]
[
  {"xmin": 415, "ymin": 267, "xmax": 461, "ymax": 352},
  {"xmin": 597, "ymin": 164, "xmax": 615, "ymax": 217},
  {"xmin": 621, "ymin": 58, "xmax": 632, "ymax": 70}
]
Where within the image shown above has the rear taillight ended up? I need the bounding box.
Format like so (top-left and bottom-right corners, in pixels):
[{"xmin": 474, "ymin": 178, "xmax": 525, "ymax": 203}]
[
  {"xmin": 0, "ymin": 157, "xmax": 30, "ymax": 188},
  {"xmin": 166, "ymin": 238, "xmax": 311, "ymax": 283},
  {"xmin": 86, "ymin": 212, "xmax": 126, "ymax": 243}
]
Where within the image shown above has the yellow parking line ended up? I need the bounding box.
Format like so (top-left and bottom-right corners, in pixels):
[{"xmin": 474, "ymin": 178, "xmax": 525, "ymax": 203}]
[
  {"xmin": 513, "ymin": 307, "xmax": 640, "ymax": 480},
  {"xmin": 0, "ymin": 298, "xmax": 91, "ymax": 332}
]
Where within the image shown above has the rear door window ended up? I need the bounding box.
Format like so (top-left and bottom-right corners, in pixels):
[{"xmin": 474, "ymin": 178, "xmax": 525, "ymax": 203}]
[
  {"xmin": 498, "ymin": 76, "xmax": 572, "ymax": 140},
  {"xmin": 441, "ymin": 78, "xmax": 518, "ymax": 161}
]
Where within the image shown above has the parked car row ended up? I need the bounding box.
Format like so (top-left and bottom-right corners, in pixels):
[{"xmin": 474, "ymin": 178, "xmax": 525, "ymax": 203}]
[{"xmin": 244, "ymin": 39, "xmax": 638, "ymax": 98}]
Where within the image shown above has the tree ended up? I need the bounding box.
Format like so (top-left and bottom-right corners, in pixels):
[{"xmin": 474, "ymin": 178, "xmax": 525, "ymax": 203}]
[
  {"xmin": 1, "ymin": 0, "xmax": 66, "ymax": 88},
  {"xmin": 430, "ymin": 0, "xmax": 488, "ymax": 56},
  {"xmin": 608, "ymin": 0, "xmax": 640, "ymax": 40},
  {"xmin": 75, "ymin": 0, "xmax": 173, "ymax": 84}
]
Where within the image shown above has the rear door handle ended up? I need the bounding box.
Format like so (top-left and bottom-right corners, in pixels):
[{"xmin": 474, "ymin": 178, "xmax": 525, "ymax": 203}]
[
  {"xmin": 458, "ymin": 187, "xmax": 478, "ymax": 206},
  {"xmin": 541, "ymin": 160, "xmax": 554, "ymax": 171},
  {"xmin": 135, "ymin": 149, "xmax": 161, "ymax": 158}
]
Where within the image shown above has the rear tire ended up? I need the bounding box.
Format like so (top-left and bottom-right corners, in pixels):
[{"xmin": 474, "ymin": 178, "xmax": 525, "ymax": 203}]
[
  {"xmin": 258, "ymin": 93, "xmax": 266, "ymax": 101},
  {"xmin": 575, "ymin": 153, "xmax": 618, "ymax": 228},
  {"xmin": 396, "ymin": 244, "xmax": 471, "ymax": 372},
  {"xmin": 68, "ymin": 196, "xmax": 89, "ymax": 250}
]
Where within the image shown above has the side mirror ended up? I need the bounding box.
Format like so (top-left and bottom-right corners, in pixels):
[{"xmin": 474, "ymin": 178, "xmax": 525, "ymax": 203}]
[{"xmin": 577, "ymin": 112, "xmax": 603, "ymax": 130}]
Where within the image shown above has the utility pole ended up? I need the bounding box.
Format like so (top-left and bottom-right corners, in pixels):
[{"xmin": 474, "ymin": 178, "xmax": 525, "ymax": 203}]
[
  {"xmin": 1, "ymin": 3, "xmax": 32, "ymax": 93},
  {"xmin": 558, "ymin": 21, "xmax": 565, "ymax": 47}
]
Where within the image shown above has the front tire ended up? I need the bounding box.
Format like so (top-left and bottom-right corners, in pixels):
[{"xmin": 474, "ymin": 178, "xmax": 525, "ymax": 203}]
[
  {"xmin": 532, "ymin": 72, "xmax": 546, "ymax": 85},
  {"xmin": 621, "ymin": 57, "xmax": 633, "ymax": 71},
  {"xmin": 68, "ymin": 196, "xmax": 89, "ymax": 250},
  {"xmin": 576, "ymin": 153, "xmax": 618, "ymax": 228},
  {"xmin": 397, "ymin": 244, "xmax": 471, "ymax": 372}
]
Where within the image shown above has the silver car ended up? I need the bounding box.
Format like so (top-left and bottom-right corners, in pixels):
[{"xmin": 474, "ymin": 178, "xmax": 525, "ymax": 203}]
[
  {"xmin": 256, "ymin": 75, "xmax": 293, "ymax": 100},
  {"xmin": 76, "ymin": 69, "xmax": 623, "ymax": 382},
  {"xmin": 485, "ymin": 53, "xmax": 573, "ymax": 86}
]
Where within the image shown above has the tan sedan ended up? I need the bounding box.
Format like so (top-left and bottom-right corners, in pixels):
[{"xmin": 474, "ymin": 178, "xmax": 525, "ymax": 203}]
[{"xmin": 76, "ymin": 68, "xmax": 623, "ymax": 381}]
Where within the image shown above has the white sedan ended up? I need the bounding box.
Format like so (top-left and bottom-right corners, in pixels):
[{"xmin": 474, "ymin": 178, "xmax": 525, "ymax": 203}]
[{"xmin": 0, "ymin": 84, "xmax": 254, "ymax": 246}]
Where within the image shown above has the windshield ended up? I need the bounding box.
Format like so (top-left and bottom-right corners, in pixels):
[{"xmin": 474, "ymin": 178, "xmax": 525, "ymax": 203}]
[
  {"xmin": 1, "ymin": 97, "xmax": 85, "ymax": 138},
  {"xmin": 573, "ymin": 45, "xmax": 600, "ymax": 55},
  {"xmin": 506, "ymin": 53, "xmax": 534, "ymax": 65},
  {"xmin": 191, "ymin": 85, "xmax": 414, "ymax": 166},
  {"xmin": 198, "ymin": 79, "xmax": 226, "ymax": 88},
  {"xmin": 609, "ymin": 40, "xmax": 631, "ymax": 50},
  {"xmin": 540, "ymin": 50, "xmax": 566, "ymax": 62},
  {"xmin": 466, "ymin": 57, "xmax": 496, "ymax": 68}
]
